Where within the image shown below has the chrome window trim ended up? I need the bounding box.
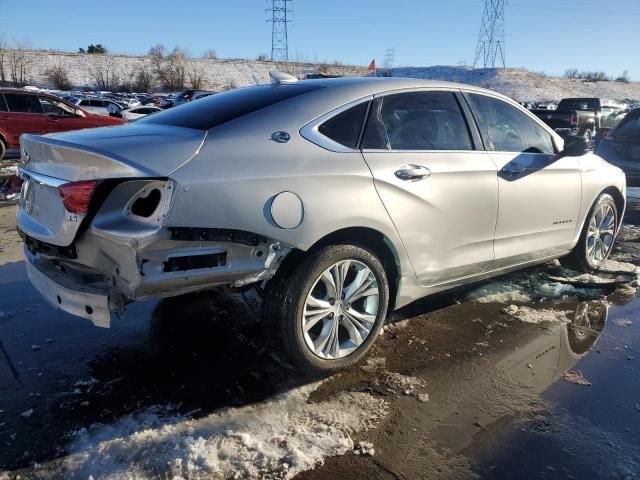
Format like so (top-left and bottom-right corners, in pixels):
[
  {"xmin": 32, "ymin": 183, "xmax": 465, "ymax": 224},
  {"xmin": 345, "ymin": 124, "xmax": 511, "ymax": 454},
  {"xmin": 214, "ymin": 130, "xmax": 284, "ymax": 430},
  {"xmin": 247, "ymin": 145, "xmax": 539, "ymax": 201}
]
[{"xmin": 299, "ymin": 95, "xmax": 373, "ymax": 153}]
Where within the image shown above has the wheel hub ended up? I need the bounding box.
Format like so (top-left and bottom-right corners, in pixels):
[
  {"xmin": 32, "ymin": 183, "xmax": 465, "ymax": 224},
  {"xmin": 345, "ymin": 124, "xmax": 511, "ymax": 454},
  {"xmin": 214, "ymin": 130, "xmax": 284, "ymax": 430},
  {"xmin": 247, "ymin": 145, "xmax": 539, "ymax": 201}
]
[{"xmin": 302, "ymin": 259, "xmax": 380, "ymax": 359}]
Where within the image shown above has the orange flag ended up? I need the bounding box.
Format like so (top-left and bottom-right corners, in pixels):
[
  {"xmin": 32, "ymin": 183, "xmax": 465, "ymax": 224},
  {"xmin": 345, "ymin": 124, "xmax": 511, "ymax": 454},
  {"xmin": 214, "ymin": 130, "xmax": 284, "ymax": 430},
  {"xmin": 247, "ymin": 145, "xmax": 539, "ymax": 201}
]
[{"xmin": 368, "ymin": 59, "xmax": 376, "ymax": 71}]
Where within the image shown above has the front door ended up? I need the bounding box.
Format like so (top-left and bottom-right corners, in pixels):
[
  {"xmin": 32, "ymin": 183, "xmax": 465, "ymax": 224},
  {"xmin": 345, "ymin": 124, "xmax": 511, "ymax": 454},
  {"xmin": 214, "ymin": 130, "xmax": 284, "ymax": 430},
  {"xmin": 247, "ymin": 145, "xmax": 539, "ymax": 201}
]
[
  {"xmin": 464, "ymin": 93, "xmax": 582, "ymax": 266},
  {"xmin": 360, "ymin": 90, "xmax": 499, "ymax": 286}
]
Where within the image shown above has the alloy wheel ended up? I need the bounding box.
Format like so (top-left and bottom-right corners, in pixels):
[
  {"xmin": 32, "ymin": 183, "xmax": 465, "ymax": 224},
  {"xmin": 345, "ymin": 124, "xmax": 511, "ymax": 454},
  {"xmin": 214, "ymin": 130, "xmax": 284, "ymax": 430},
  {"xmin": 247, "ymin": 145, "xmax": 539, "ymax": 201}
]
[
  {"xmin": 586, "ymin": 203, "xmax": 615, "ymax": 265},
  {"xmin": 302, "ymin": 259, "xmax": 380, "ymax": 359}
]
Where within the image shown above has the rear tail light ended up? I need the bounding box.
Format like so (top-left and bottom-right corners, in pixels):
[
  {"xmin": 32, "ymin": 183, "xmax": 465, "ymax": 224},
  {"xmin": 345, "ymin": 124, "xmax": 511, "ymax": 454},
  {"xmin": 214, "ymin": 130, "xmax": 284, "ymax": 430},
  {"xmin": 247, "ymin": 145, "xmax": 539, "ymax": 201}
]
[
  {"xmin": 602, "ymin": 129, "xmax": 614, "ymax": 141},
  {"xmin": 570, "ymin": 112, "xmax": 578, "ymax": 127},
  {"xmin": 58, "ymin": 180, "xmax": 101, "ymax": 214}
]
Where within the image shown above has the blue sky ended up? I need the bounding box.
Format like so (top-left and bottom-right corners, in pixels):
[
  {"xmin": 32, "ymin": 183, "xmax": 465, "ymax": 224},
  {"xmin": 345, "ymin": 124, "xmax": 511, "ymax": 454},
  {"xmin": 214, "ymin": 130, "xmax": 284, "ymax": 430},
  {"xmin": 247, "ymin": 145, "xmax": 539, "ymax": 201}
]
[{"xmin": 1, "ymin": 0, "xmax": 638, "ymax": 79}]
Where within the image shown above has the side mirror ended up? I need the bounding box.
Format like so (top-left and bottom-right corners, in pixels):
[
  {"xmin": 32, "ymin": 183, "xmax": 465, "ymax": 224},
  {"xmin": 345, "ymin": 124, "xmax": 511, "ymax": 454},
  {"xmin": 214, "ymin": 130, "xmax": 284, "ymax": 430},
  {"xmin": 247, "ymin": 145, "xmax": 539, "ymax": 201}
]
[{"xmin": 559, "ymin": 136, "xmax": 589, "ymax": 157}]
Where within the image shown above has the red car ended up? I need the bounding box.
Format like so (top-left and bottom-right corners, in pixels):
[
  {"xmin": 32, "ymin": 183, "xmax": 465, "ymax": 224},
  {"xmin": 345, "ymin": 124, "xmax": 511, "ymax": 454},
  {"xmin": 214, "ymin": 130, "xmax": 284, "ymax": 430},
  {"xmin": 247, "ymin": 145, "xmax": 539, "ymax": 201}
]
[{"xmin": 0, "ymin": 88, "xmax": 126, "ymax": 160}]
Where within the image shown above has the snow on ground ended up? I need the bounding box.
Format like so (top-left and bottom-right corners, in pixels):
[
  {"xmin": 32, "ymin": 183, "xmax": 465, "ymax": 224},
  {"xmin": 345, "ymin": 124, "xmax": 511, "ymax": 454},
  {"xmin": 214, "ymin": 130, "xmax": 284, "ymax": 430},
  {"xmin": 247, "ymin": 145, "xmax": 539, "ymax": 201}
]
[
  {"xmin": 502, "ymin": 305, "xmax": 572, "ymax": 324},
  {"xmin": 466, "ymin": 260, "xmax": 639, "ymax": 305},
  {"xmin": 36, "ymin": 382, "xmax": 388, "ymax": 479}
]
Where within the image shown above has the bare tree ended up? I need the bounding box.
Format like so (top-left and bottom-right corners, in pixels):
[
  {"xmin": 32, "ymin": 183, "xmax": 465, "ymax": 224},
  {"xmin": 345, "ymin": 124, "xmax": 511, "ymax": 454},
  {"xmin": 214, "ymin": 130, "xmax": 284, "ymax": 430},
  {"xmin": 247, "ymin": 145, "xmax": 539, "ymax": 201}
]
[
  {"xmin": 615, "ymin": 70, "xmax": 630, "ymax": 83},
  {"xmin": 45, "ymin": 63, "xmax": 72, "ymax": 90},
  {"xmin": 8, "ymin": 41, "xmax": 33, "ymax": 87},
  {"xmin": 564, "ymin": 68, "xmax": 579, "ymax": 79},
  {"xmin": 202, "ymin": 48, "xmax": 217, "ymax": 60},
  {"xmin": 0, "ymin": 34, "xmax": 7, "ymax": 84},
  {"xmin": 84, "ymin": 54, "xmax": 121, "ymax": 90},
  {"xmin": 133, "ymin": 60, "xmax": 154, "ymax": 92},
  {"xmin": 148, "ymin": 44, "xmax": 189, "ymax": 91},
  {"xmin": 188, "ymin": 62, "xmax": 206, "ymax": 89}
]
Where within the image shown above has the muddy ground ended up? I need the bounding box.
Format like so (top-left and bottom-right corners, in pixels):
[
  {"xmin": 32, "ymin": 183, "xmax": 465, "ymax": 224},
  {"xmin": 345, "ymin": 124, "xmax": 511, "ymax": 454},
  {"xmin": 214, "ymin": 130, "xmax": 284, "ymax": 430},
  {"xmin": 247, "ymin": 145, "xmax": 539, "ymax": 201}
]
[{"xmin": 1, "ymin": 189, "xmax": 639, "ymax": 479}]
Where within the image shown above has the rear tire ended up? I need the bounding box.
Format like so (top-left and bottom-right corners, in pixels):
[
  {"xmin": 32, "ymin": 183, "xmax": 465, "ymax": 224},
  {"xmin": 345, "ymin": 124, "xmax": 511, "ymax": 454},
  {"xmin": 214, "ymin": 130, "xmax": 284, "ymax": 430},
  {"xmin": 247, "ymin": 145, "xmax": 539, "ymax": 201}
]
[
  {"xmin": 0, "ymin": 139, "xmax": 6, "ymax": 162},
  {"xmin": 563, "ymin": 193, "xmax": 617, "ymax": 272},
  {"xmin": 583, "ymin": 127, "xmax": 594, "ymax": 144},
  {"xmin": 263, "ymin": 244, "xmax": 389, "ymax": 375}
]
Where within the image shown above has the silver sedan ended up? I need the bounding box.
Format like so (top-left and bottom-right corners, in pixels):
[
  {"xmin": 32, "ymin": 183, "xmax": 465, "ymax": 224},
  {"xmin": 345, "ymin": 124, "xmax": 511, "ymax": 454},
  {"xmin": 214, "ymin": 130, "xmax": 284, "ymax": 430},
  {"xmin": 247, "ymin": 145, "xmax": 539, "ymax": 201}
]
[{"xmin": 16, "ymin": 74, "xmax": 626, "ymax": 373}]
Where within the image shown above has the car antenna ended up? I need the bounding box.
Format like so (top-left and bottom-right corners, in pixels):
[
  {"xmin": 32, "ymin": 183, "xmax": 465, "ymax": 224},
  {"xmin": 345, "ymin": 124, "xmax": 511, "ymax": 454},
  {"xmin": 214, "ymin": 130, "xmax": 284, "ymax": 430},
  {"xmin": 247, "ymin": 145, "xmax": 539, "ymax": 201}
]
[{"xmin": 269, "ymin": 71, "xmax": 298, "ymax": 85}]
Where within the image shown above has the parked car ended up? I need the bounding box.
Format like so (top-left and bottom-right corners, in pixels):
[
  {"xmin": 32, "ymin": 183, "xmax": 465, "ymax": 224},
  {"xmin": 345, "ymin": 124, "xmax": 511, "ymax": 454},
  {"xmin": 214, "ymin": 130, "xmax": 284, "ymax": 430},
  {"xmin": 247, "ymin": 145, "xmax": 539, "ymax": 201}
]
[
  {"xmin": 121, "ymin": 105, "xmax": 163, "ymax": 121},
  {"xmin": 0, "ymin": 88, "xmax": 126, "ymax": 160},
  {"xmin": 596, "ymin": 108, "xmax": 640, "ymax": 186},
  {"xmin": 532, "ymin": 98, "xmax": 624, "ymax": 142},
  {"xmin": 70, "ymin": 97, "xmax": 127, "ymax": 116},
  {"xmin": 16, "ymin": 76, "xmax": 625, "ymax": 374},
  {"xmin": 118, "ymin": 97, "xmax": 142, "ymax": 109},
  {"xmin": 173, "ymin": 89, "xmax": 216, "ymax": 106}
]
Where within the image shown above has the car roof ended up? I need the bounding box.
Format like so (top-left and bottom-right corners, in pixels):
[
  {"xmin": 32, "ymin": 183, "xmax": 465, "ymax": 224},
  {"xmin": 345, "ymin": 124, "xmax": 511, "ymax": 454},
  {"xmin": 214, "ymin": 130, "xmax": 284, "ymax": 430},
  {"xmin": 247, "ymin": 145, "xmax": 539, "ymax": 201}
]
[{"xmin": 289, "ymin": 76, "xmax": 508, "ymax": 99}]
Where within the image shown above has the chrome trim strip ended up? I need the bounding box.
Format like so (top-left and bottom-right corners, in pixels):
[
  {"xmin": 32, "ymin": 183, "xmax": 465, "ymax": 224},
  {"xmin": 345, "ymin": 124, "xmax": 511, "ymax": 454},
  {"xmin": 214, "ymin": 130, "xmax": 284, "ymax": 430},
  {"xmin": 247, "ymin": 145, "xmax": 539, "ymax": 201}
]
[
  {"xmin": 19, "ymin": 168, "xmax": 68, "ymax": 188},
  {"xmin": 299, "ymin": 95, "xmax": 373, "ymax": 153}
]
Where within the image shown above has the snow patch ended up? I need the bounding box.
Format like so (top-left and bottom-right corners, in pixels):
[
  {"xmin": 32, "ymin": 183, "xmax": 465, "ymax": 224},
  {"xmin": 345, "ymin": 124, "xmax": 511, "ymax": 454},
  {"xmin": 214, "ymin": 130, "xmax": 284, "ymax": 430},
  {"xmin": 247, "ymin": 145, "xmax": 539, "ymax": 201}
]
[
  {"xmin": 502, "ymin": 305, "xmax": 572, "ymax": 324},
  {"xmin": 45, "ymin": 382, "xmax": 387, "ymax": 479}
]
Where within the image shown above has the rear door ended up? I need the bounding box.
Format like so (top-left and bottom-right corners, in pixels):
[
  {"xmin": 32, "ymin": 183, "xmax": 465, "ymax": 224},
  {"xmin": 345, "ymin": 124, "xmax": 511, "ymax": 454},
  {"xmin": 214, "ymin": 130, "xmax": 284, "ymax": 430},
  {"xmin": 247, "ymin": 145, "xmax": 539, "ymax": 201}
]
[
  {"xmin": 464, "ymin": 92, "xmax": 582, "ymax": 267},
  {"xmin": 360, "ymin": 90, "xmax": 499, "ymax": 286},
  {"xmin": 3, "ymin": 93, "xmax": 46, "ymax": 146}
]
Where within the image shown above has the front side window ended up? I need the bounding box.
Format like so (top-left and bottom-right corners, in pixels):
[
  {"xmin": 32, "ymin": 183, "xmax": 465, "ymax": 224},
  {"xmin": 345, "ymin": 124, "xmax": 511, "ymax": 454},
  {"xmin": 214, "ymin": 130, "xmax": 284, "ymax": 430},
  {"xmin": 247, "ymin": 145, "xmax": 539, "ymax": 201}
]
[
  {"xmin": 467, "ymin": 94, "xmax": 555, "ymax": 154},
  {"xmin": 318, "ymin": 101, "xmax": 369, "ymax": 149},
  {"xmin": 361, "ymin": 91, "xmax": 474, "ymax": 151},
  {"xmin": 4, "ymin": 94, "xmax": 44, "ymax": 114},
  {"xmin": 0, "ymin": 95, "xmax": 7, "ymax": 112},
  {"xmin": 38, "ymin": 97, "xmax": 76, "ymax": 116}
]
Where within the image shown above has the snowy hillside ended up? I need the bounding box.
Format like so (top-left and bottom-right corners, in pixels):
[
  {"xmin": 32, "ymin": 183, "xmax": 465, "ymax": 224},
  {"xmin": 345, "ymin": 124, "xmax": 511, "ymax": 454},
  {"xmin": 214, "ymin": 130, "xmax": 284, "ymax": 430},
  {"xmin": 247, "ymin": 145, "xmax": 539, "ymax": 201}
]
[
  {"xmin": 389, "ymin": 66, "xmax": 640, "ymax": 103},
  {"xmin": 5, "ymin": 50, "xmax": 640, "ymax": 102}
]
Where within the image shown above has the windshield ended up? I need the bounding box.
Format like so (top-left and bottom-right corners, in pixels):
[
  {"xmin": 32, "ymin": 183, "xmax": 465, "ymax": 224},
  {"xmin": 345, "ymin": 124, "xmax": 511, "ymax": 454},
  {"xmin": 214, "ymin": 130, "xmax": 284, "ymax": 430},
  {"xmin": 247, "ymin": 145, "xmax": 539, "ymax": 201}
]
[
  {"xmin": 139, "ymin": 83, "xmax": 323, "ymax": 130},
  {"xmin": 557, "ymin": 98, "xmax": 599, "ymax": 112}
]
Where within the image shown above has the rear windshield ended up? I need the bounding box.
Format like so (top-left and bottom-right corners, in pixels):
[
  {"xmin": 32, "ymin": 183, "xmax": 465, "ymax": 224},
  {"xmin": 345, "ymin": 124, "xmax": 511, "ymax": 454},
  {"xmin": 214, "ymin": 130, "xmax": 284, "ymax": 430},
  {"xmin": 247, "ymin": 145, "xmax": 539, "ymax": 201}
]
[
  {"xmin": 141, "ymin": 83, "xmax": 323, "ymax": 130},
  {"xmin": 557, "ymin": 98, "xmax": 599, "ymax": 112}
]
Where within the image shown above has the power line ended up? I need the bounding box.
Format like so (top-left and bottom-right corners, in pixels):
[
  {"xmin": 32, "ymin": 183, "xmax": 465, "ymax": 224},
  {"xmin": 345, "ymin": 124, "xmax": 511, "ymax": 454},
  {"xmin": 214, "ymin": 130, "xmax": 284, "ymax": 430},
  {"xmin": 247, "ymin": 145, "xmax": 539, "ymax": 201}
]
[
  {"xmin": 473, "ymin": 0, "xmax": 506, "ymax": 69},
  {"xmin": 266, "ymin": 0, "xmax": 293, "ymax": 62}
]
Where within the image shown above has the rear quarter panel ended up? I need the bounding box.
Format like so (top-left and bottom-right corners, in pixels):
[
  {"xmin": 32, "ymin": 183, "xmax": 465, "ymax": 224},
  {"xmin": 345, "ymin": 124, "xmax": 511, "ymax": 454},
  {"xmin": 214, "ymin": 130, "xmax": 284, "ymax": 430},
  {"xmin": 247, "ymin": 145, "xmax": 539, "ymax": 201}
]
[
  {"xmin": 165, "ymin": 106, "xmax": 414, "ymax": 277},
  {"xmin": 575, "ymin": 152, "xmax": 626, "ymax": 241}
]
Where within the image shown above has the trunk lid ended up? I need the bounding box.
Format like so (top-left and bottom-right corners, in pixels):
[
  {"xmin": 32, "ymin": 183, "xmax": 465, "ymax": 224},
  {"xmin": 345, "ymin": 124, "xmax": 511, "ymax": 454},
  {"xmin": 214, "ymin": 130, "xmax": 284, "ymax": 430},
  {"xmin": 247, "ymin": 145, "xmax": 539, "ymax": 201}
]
[
  {"xmin": 20, "ymin": 123, "xmax": 206, "ymax": 181},
  {"xmin": 17, "ymin": 124, "xmax": 206, "ymax": 247}
]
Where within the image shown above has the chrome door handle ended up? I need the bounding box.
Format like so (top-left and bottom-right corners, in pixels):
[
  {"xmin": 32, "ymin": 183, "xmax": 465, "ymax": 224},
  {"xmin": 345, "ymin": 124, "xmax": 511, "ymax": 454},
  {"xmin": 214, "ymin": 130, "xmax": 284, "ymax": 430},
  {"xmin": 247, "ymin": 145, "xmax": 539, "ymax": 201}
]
[
  {"xmin": 500, "ymin": 163, "xmax": 526, "ymax": 176},
  {"xmin": 395, "ymin": 165, "xmax": 431, "ymax": 181}
]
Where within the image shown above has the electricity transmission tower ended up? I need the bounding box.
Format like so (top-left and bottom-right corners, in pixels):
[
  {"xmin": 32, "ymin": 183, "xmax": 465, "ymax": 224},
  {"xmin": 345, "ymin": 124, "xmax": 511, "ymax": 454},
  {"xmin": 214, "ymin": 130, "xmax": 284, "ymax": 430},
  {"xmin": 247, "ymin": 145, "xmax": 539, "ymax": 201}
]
[
  {"xmin": 383, "ymin": 47, "xmax": 396, "ymax": 76},
  {"xmin": 266, "ymin": 0, "xmax": 293, "ymax": 62},
  {"xmin": 473, "ymin": 0, "xmax": 506, "ymax": 69}
]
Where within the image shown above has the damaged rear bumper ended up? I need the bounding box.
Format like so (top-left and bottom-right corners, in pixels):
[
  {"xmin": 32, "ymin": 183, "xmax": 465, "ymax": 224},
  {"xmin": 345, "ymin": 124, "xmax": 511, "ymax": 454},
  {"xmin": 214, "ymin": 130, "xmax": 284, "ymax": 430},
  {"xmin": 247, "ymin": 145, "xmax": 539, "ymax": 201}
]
[
  {"xmin": 25, "ymin": 249, "xmax": 112, "ymax": 327},
  {"xmin": 22, "ymin": 228, "xmax": 290, "ymax": 327}
]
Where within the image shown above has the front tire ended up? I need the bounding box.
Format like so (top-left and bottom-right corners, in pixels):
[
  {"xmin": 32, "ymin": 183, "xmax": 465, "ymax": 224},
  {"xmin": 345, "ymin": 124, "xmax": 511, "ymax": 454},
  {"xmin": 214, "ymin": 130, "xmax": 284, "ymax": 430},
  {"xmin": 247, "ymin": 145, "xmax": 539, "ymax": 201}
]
[
  {"xmin": 564, "ymin": 193, "xmax": 618, "ymax": 272},
  {"xmin": 263, "ymin": 244, "xmax": 389, "ymax": 375},
  {"xmin": 0, "ymin": 139, "xmax": 6, "ymax": 161}
]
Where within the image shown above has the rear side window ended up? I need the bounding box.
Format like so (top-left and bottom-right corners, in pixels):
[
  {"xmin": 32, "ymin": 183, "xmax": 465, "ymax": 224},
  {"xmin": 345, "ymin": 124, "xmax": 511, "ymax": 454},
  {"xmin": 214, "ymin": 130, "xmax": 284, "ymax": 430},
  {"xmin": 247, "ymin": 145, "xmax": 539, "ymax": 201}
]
[
  {"xmin": 140, "ymin": 83, "xmax": 323, "ymax": 130},
  {"xmin": 5, "ymin": 94, "xmax": 44, "ymax": 114},
  {"xmin": 0, "ymin": 95, "xmax": 7, "ymax": 112},
  {"xmin": 467, "ymin": 94, "xmax": 555, "ymax": 154},
  {"xmin": 362, "ymin": 91, "xmax": 473, "ymax": 151},
  {"xmin": 318, "ymin": 102, "xmax": 369, "ymax": 149}
]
